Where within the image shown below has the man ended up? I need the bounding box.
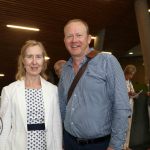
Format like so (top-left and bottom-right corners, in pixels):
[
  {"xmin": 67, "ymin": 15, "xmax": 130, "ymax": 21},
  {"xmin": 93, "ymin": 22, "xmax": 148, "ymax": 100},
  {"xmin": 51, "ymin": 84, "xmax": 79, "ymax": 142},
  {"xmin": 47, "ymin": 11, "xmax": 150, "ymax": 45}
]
[
  {"xmin": 58, "ymin": 19, "xmax": 131, "ymax": 150},
  {"xmin": 54, "ymin": 60, "xmax": 66, "ymax": 78}
]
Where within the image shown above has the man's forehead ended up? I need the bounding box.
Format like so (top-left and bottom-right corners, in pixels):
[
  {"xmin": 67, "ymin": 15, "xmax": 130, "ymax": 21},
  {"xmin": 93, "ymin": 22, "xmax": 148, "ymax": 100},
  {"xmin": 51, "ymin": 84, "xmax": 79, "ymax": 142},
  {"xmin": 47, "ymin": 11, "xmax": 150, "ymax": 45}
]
[{"xmin": 65, "ymin": 22, "xmax": 87, "ymax": 31}]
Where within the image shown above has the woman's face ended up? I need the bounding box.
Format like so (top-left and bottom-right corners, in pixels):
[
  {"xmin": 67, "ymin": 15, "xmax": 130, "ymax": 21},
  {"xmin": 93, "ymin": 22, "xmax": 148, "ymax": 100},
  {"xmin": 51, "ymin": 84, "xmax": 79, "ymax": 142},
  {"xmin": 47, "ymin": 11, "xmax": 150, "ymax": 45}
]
[
  {"xmin": 23, "ymin": 45, "xmax": 44, "ymax": 77},
  {"xmin": 126, "ymin": 72, "xmax": 135, "ymax": 80}
]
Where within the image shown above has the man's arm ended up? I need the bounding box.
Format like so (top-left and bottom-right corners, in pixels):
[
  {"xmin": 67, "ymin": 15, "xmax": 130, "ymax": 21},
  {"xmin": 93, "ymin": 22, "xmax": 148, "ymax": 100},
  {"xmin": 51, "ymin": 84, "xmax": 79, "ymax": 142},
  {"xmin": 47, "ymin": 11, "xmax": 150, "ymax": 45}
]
[{"xmin": 106, "ymin": 54, "xmax": 131, "ymax": 149}]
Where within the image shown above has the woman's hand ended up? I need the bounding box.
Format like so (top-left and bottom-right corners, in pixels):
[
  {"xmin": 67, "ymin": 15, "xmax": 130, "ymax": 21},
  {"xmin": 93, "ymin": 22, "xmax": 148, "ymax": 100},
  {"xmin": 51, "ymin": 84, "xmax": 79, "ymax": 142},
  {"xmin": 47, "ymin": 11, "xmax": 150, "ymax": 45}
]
[
  {"xmin": 128, "ymin": 91, "xmax": 136, "ymax": 97},
  {"xmin": 147, "ymin": 92, "xmax": 150, "ymax": 96}
]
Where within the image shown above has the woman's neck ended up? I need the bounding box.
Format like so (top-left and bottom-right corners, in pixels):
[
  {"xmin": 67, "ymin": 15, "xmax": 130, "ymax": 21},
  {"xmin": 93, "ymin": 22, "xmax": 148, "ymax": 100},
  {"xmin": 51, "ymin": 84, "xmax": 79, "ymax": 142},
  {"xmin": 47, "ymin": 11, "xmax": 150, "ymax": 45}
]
[{"xmin": 25, "ymin": 75, "xmax": 41, "ymax": 89}]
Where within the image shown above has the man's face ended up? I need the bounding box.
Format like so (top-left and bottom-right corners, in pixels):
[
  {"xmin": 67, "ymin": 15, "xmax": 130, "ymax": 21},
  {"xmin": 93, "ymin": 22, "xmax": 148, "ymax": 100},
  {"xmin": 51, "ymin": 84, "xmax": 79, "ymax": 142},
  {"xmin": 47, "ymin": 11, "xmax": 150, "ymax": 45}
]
[
  {"xmin": 64, "ymin": 21, "xmax": 91, "ymax": 58},
  {"xmin": 54, "ymin": 62, "xmax": 65, "ymax": 78}
]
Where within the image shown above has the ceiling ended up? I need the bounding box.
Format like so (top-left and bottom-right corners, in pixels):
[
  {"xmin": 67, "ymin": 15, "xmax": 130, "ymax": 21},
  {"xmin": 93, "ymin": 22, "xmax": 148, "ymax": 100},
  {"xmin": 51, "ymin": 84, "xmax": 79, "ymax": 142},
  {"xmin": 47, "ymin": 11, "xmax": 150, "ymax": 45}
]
[{"xmin": 0, "ymin": 0, "xmax": 141, "ymax": 90}]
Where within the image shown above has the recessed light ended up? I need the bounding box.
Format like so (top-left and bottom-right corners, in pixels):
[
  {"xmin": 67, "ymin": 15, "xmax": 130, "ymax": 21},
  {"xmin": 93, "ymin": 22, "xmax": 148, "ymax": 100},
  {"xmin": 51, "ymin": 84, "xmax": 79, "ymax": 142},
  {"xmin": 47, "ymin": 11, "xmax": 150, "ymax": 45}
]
[
  {"xmin": 0, "ymin": 74, "xmax": 5, "ymax": 77},
  {"xmin": 129, "ymin": 52, "xmax": 133, "ymax": 55},
  {"xmin": 101, "ymin": 51, "xmax": 112, "ymax": 54},
  {"xmin": 91, "ymin": 36, "xmax": 96, "ymax": 40},
  {"xmin": 45, "ymin": 56, "xmax": 50, "ymax": 60}
]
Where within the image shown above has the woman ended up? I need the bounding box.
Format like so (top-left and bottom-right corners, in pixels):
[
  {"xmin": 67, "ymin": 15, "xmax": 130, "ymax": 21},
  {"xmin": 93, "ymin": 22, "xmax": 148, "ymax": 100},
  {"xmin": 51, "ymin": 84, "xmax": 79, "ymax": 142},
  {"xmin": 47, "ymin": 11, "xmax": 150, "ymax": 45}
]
[
  {"xmin": 124, "ymin": 64, "xmax": 137, "ymax": 150},
  {"xmin": 0, "ymin": 40, "xmax": 62, "ymax": 150}
]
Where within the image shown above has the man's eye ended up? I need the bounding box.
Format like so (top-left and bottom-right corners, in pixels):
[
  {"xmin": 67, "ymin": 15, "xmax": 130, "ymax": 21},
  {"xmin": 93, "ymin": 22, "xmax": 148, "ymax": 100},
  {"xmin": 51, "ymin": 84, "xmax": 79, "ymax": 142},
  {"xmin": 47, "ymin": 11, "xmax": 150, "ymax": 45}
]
[
  {"xmin": 77, "ymin": 34, "xmax": 82, "ymax": 37},
  {"xmin": 66, "ymin": 35, "xmax": 73, "ymax": 38},
  {"xmin": 36, "ymin": 55, "xmax": 43, "ymax": 58}
]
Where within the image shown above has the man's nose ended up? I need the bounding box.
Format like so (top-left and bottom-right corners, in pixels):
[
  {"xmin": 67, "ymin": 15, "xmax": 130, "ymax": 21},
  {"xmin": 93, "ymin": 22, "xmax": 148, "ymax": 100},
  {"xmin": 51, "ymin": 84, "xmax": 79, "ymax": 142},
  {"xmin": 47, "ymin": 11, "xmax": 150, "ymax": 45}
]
[{"xmin": 72, "ymin": 35, "xmax": 78, "ymax": 42}]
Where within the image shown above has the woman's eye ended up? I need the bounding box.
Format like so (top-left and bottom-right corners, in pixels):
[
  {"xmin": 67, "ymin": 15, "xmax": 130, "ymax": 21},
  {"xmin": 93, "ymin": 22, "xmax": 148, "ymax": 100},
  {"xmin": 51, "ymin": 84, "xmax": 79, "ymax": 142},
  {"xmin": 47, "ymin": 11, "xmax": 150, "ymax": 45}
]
[{"xmin": 25, "ymin": 55, "xmax": 32, "ymax": 58}]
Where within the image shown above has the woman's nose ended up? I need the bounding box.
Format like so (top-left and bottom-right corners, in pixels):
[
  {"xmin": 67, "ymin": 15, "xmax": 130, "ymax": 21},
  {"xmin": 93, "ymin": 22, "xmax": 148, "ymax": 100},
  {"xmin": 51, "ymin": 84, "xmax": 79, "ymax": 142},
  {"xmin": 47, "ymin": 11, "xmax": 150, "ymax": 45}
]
[{"xmin": 32, "ymin": 57, "xmax": 37, "ymax": 64}]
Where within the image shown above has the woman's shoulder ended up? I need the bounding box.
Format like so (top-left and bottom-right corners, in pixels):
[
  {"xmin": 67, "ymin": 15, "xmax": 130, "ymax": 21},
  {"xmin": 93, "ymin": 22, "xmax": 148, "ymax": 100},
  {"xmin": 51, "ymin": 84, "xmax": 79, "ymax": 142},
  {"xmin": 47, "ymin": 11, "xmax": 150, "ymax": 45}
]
[
  {"xmin": 3, "ymin": 80, "xmax": 21, "ymax": 90},
  {"xmin": 1, "ymin": 80, "xmax": 22, "ymax": 100},
  {"xmin": 42, "ymin": 78, "xmax": 57, "ymax": 89}
]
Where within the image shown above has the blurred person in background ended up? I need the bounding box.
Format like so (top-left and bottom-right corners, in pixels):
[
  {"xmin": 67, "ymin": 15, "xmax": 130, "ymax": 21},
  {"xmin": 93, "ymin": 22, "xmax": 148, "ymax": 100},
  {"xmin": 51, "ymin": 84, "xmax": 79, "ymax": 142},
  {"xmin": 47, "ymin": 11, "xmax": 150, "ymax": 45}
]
[
  {"xmin": 124, "ymin": 64, "xmax": 137, "ymax": 150},
  {"xmin": 54, "ymin": 60, "xmax": 66, "ymax": 78}
]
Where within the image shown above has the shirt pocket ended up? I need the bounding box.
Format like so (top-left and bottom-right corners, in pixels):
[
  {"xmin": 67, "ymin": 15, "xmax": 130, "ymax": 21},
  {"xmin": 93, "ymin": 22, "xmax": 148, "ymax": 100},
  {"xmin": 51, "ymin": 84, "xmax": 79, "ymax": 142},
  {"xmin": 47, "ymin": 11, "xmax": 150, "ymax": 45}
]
[
  {"xmin": 83, "ymin": 68, "xmax": 106, "ymax": 92},
  {"xmin": 85, "ymin": 68, "xmax": 106, "ymax": 83}
]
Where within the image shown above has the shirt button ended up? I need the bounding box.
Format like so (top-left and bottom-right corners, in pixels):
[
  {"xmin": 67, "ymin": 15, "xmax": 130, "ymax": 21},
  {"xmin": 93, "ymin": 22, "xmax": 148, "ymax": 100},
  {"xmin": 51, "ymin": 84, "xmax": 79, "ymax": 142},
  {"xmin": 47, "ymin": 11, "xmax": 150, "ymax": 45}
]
[
  {"xmin": 72, "ymin": 108, "xmax": 75, "ymax": 111},
  {"xmin": 74, "ymin": 94, "xmax": 76, "ymax": 97},
  {"xmin": 71, "ymin": 122, "xmax": 74, "ymax": 125}
]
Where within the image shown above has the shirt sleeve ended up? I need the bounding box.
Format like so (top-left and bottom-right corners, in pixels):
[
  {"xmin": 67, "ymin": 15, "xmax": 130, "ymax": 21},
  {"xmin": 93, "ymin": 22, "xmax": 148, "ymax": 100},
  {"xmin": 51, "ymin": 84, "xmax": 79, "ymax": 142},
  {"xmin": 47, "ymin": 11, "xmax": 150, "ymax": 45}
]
[{"xmin": 105, "ymin": 54, "xmax": 131, "ymax": 149}]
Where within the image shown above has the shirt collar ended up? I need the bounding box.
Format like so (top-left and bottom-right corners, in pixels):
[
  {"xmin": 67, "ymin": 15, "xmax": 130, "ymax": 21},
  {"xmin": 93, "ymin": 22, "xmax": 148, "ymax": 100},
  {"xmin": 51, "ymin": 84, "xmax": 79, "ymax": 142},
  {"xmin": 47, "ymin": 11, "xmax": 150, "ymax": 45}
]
[{"xmin": 66, "ymin": 48, "xmax": 93, "ymax": 68}]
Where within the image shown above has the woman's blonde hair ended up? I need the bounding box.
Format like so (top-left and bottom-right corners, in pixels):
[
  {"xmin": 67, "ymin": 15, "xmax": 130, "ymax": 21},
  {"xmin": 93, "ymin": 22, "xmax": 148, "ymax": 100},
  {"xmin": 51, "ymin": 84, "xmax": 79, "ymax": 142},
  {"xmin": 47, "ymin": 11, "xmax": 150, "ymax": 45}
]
[{"xmin": 16, "ymin": 40, "xmax": 48, "ymax": 80}]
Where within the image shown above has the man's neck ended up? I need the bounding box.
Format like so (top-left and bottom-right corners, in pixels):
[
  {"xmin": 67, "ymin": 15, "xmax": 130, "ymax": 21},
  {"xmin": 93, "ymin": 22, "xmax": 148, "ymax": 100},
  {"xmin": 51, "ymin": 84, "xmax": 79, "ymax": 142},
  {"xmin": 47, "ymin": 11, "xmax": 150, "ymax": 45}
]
[
  {"xmin": 72, "ymin": 48, "xmax": 91, "ymax": 74},
  {"xmin": 72, "ymin": 57, "xmax": 83, "ymax": 75}
]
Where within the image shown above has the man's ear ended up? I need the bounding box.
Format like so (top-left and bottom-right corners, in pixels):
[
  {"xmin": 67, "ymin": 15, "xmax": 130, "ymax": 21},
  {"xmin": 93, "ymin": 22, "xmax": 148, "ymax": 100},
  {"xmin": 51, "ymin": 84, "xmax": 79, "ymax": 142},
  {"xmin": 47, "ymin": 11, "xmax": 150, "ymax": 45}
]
[{"xmin": 88, "ymin": 34, "xmax": 92, "ymax": 44}]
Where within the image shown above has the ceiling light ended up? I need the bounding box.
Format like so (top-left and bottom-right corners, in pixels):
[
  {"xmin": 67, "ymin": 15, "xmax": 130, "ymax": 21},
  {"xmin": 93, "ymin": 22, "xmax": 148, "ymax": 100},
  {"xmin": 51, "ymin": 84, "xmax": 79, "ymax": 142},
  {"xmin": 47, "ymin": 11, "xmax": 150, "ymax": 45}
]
[
  {"xmin": 148, "ymin": 9, "xmax": 150, "ymax": 12},
  {"xmin": 0, "ymin": 74, "xmax": 5, "ymax": 77},
  {"xmin": 129, "ymin": 52, "xmax": 133, "ymax": 55},
  {"xmin": 101, "ymin": 51, "xmax": 112, "ymax": 54},
  {"xmin": 6, "ymin": 24, "xmax": 40, "ymax": 31},
  {"xmin": 91, "ymin": 36, "xmax": 96, "ymax": 40},
  {"xmin": 45, "ymin": 56, "xmax": 50, "ymax": 60}
]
